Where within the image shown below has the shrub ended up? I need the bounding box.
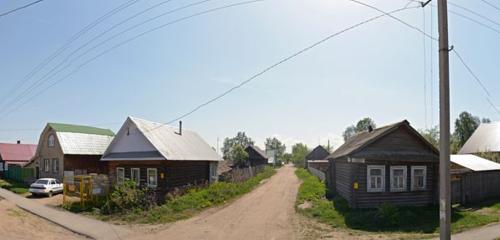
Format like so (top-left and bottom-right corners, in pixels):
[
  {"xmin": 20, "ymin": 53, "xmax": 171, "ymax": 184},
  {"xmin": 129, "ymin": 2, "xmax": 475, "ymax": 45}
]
[
  {"xmin": 101, "ymin": 180, "xmax": 155, "ymax": 214},
  {"xmin": 377, "ymin": 203, "xmax": 400, "ymax": 226}
]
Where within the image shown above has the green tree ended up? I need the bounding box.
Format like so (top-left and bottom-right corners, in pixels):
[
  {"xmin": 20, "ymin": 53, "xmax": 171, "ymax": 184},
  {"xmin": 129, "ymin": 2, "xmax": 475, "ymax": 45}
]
[
  {"xmin": 222, "ymin": 132, "xmax": 254, "ymax": 160},
  {"xmin": 453, "ymin": 111, "xmax": 480, "ymax": 148},
  {"xmin": 291, "ymin": 143, "xmax": 309, "ymax": 168},
  {"xmin": 231, "ymin": 144, "xmax": 249, "ymax": 167},
  {"xmin": 282, "ymin": 153, "xmax": 292, "ymax": 164},
  {"xmin": 419, "ymin": 126, "xmax": 439, "ymax": 148},
  {"xmin": 265, "ymin": 137, "xmax": 286, "ymax": 162},
  {"xmin": 343, "ymin": 117, "xmax": 377, "ymax": 141}
]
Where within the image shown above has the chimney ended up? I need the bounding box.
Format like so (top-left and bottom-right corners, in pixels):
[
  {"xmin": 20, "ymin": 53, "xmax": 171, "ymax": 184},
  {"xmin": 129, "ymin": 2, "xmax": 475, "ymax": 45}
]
[
  {"xmin": 178, "ymin": 121, "xmax": 182, "ymax": 135},
  {"xmin": 367, "ymin": 125, "xmax": 374, "ymax": 133},
  {"xmin": 17, "ymin": 140, "xmax": 21, "ymax": 144}
]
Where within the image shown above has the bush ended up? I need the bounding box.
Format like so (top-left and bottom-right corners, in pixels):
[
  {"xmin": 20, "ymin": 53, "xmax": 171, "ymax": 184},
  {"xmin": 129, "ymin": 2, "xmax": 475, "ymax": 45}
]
[
  {"xmin": 377, "ymin": 203, "xmax": 400, "ymax": 226},
  {"xmin": 101, "ymin": 180, "xmax": 155, "ymax": 214}
]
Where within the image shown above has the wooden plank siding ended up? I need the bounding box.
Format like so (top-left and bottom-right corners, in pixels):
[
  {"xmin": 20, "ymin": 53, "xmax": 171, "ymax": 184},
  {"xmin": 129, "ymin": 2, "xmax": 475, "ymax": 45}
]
[
  {"xmin": 334, "ymin": 158, "xmax": 355, "ymax": 204},
  {"xmin": 107, "ymin": 160, "xmax": 210, "ymax": 199},
  {"xmin": 64, "ymin": 155, "xmax": 108, "ymax": 175},
  {"xmin": 352, "ymin": 161, "xmax": 438, "ymax": 208}
]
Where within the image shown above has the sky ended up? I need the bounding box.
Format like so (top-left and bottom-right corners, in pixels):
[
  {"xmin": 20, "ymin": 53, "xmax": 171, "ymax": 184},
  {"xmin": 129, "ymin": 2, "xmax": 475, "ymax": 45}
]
[{"xmin": 0, "ymin": 0, "xmax": 499, "ymax": 153}]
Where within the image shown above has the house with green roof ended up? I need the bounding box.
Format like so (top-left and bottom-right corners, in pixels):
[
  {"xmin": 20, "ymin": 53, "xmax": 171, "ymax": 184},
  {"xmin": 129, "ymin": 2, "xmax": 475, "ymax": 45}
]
[{"xmin": 28, "ymin": 122, "xmax": 115, "ymax": 181}]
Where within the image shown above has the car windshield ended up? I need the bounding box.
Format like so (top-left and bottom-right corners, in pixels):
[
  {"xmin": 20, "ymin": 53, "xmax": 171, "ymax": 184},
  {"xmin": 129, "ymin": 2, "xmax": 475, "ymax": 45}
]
[{"xmin": 35, "ymin": 180, "xmax": 49, "ymax": 184}]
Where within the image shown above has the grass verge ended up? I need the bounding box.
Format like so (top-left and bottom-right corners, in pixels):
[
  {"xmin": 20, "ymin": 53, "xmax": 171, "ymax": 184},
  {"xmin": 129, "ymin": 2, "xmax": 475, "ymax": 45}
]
[
  {"xmin": 0, "ymin": 179, "xmax": 29, "ymax": 194},
  {"xmin": 295, "ymin": 168, "xmax": 500, "ymax": 235},
  {"xmin": 68, "ymin": 166, "xmax": 277, "ymax": 224}
]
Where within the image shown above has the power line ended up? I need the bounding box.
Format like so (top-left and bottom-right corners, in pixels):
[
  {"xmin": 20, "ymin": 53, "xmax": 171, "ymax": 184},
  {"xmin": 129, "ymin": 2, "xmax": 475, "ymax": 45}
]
[
  {"xmin": 143, "ymin": 5, "xmax": 419, "ymax": 133},
  {"xmin": 435, "ymin": 5, "xmax": 500, "ymax": 35},
  {"xmin": 481, "ymin": 0, "xmax": 500, "ymax": 13},
  {"xmin": 0, "ymin": 0, "xmax": 266, "ymax": 120},
  {"xmin": 0, "ymin": 0, "xmax": 141, "ymax": 111},
  {"xmin": 1, "ymin": 0, "xmax": 212, "ymax": 114},
  {"xmin": 430, "ymin": 2, "xmax": 434, "ymax": 126},
  {"xmin": 0, "ymin": 0, "xmax": 45, "ymax": 18},
  {"xmin": 422, "ymin": 6, "xmax": 428, "ymax": 129},
  {"xmin": 448, "ymin": 1, "xmax": 500, "ymax": 28}
]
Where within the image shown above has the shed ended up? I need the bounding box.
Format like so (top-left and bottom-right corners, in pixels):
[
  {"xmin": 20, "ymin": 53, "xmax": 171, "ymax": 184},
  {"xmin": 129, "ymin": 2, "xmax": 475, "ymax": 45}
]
[
  {"xmin": 101, "ymin": 117, "xmax": 222, "ymax": 198},
  {"xmin": 327, "ymin": 120, "xmax": 439, "ymax": 208},
  {"xmin": 305, "ymin": 145, "xmax": 330, "ymax": 169},
  {"xmin": 245, "ymin": 145, "xmax": 268, "ymax": 167}
]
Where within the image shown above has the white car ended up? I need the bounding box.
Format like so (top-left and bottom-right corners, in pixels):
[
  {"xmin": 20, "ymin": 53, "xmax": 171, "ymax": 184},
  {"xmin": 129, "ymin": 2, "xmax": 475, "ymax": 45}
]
[{"xmin": 29, "ymin": 178, "xmax": 63, "ymax": 197}]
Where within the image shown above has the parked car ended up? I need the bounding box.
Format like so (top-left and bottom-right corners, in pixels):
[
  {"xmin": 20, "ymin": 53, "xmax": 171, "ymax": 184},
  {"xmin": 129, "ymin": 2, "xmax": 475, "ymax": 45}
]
[{"xmin": 29, "ymin": 178, "xmax": 63, "ymax": 197}]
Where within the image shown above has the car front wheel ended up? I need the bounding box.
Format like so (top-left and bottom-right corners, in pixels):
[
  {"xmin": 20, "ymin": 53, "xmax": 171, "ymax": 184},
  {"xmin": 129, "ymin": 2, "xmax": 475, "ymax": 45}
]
[{"xmin": 48, "ymin": 191, "xmax": 53, "ymax": 197}]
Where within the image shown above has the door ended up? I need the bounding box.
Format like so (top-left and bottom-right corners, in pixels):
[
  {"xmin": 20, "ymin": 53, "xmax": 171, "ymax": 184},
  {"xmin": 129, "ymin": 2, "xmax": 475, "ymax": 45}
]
[{"xmin": 35, "ymin": 167, "xmax": 40, "ymax": 179}]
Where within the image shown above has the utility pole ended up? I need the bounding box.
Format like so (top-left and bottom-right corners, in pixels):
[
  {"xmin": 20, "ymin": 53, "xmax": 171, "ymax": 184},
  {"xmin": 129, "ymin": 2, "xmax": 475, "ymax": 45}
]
[{"xmin": 437, "ymin": 0, "xmax": 451, "ymax": 239}]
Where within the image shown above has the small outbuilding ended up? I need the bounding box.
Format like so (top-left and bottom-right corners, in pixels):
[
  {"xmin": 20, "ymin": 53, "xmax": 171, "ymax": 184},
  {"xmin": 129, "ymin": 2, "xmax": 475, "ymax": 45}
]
[
  {"xmin": 245, "ymin": 145, "xmax": 268, "ymax": 167},
  {"xmin": 306, "ymin": 145, "xmax": 330, "ymax": 170},
  {"xmin": 101, "ymin": 117, "xmax": 222, "ymax": 198},
  {"xmin": 327, "ymin": 120, "xmax": 439, "ymax": 208}
]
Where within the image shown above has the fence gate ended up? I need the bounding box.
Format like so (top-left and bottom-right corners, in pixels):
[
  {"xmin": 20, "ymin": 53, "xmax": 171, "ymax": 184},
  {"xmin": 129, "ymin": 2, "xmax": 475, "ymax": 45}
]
[{"xmin": 63, "ymin": 175, "xmax": 110, "ymax": 207}]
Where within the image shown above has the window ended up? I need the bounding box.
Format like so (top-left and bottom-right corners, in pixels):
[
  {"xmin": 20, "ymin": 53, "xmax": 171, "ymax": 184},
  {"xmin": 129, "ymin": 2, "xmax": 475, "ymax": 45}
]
[
  {"xmin": 147, "ymin": 168, "xmax": 158, "ymax": 187},
  {"xmin": 44, "ymin": 159, "xmax": 50, "ymax": 172},
  {"xmin": 116, "ymin": 167, "xmax": 125, "ymax": 185},
  {"xmin": 51, "ymin": 158, "xmax": 59, "ymax": 173},
  {"xmin": 367, "ymin": 165, "xmax": 385, "ymax": 192},
  {"xmin": 411, "ymin": 166, "xmax": 427, "ymax": 190},
  {"xmin": 131, "ymin": 168, "xmax": 140, "ymax": 186},
  {"xmin": 390, "ymin": 166, "xmax": 407, "ymax": 192},
  {"xmin": 48, "ymin": 134, "xmax": 55, "ymax": 147}
]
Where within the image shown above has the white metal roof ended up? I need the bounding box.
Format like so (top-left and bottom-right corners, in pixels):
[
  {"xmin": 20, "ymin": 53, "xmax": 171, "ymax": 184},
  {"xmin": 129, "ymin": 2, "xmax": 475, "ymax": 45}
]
[
  {"xmin": 102, "ymin": 117, "xmax": 222, "ymax": 161},
  {"xmin": 459, "ymin": 122, "xmax": 500, "ymax": 154},
  {"xmin": 450, "ymin": 154, "xmax": 500, "ymax": 171},
  {"xmin": 57, "ymin": 132, "xmax": 114, "ymax": 155}
]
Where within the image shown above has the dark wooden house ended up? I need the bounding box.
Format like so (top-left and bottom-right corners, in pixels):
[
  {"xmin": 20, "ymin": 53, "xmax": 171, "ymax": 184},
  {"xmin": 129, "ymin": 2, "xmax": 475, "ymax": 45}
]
[
  {"xmin": 327, "ymin": 120, "xmax": 439, "ymax": 208},
  {"xmin": 101, "ymin": 117, "xmax": 222, "ymax": 198},
  {"xmin": 305, "ymin": 145, "xmax": 330, "ymax": 169},
  {"xmin": 245, "ymin": 146, "xmax": 268, "ymax": 166}
]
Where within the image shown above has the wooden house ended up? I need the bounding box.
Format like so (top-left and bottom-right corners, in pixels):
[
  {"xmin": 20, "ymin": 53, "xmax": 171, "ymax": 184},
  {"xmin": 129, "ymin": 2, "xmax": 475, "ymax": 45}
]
[
  {"xmin": 245, "ymin": 145, "xmax": 268, "ymax": 166},
  {"xmin": 459, "ymin": 122, "xmax": 500, "ymax": 154},
  {"xmin": 101, "ymin": 117, "xmax": 222, "ymax": 198},
  {"xmin": 327, "ymin": 120, "xmax": 439, "ymax": 208},
  {"xmin": 29, "ymin": 123, "xmax": 115, "ymax": 180},
  {"xmin": 305, "ymin": 145, "xmax": 330, "ymax": 170},
  {"xmin": 0, "ymin": 141, "xmax": 37, "ymax": 178}
]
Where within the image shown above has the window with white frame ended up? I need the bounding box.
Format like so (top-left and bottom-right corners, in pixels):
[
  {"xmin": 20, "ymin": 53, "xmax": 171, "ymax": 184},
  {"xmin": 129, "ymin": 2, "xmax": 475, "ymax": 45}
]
[
  {"xmin": 367, "ymin": 165, "xmax": 385, "ymax": 192},
  {"xmin": 390, "ymin": 166, "xmax": 407, "ymax": 192},
  {"xmin": 131, "ymin": 168, "xmax": 140, "ymax": 186},
  {"xmin": 147, "ymin": 168, "xmax": 158, "ymax": 187},
  {"xmin": 48, "ymin": 134, "xmax": 55, "ymax": 147},
  {"xmin": 116, "ymin": 167, "xmax": 125, "ymax": 185},
  {"xmin": 51, "ymin": 158, "xmax": 59, "ymax": 173},
  {"xmin": 44, "ymin": 159, "xmax": 50, "ymax": 172},
  {"xmin": 411, "ymin": 166, "xmax": 427, "ymax": 191}
]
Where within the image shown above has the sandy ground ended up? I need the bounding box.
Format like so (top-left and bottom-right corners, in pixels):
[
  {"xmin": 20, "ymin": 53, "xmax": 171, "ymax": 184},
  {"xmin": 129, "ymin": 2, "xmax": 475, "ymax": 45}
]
[{"xmin": 0, "ymin": 197, "xmax": 86, "ymax": 240}]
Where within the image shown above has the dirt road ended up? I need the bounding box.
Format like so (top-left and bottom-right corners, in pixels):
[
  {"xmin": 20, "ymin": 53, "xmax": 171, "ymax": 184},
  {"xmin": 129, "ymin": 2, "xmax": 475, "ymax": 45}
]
[
  {"xmin": 129, "ymin": 165, "xmax": 301, "ymax": 240},
  {"xmin": 0, "ymin": 198, "xmax": 85, "ymax": 240}
]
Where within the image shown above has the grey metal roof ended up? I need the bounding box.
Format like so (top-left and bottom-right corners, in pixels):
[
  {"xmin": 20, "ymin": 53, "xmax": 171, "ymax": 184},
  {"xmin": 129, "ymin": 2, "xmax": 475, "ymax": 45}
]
[
  {"xmin": 57, "ymin": 132, "xmax": 114, "ymax": 155},
  {"xmin": 459, "ymin": 122, "xmax": 500, "ymax": 154},
  {"xmin": 102, "ymin": 117, "xmax": 222, "ymax": 161},
  {"xmin": 451, "ymin": 154, "xmax": 500, "ymax": 171}
]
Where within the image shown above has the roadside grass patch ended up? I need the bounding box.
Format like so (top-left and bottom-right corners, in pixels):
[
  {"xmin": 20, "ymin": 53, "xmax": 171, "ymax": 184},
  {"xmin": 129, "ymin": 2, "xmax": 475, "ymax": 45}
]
[
  {"xmin": 0, "ymin": 179, "xmax": 29, "ymax": 194},
  {"xmin": 66, "ymin": 166, "xmax": 276, "ymax": 224},
  {"xmin": 295, "ymin": 168, "xmax": 500, "ymax": 235}
]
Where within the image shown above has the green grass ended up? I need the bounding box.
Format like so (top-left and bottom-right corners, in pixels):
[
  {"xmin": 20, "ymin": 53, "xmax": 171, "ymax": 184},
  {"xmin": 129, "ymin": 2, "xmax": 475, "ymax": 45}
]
[
  {"xmin": 295, "ymin": 168, "xmax": 500, "ymax": 235},
  {"xmin": 73, "ymin": 166, "xmax": 276, "ymax": 224},
  {"xmin": 0, "ymin": 179, "xmax": 29, "ymax": 194}
]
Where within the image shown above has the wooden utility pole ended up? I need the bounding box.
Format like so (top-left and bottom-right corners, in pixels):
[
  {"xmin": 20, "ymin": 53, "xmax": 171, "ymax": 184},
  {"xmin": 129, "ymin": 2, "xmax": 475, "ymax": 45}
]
[{"xmin": 437, "ymin": 0, "xmax": 451, "ymax": 239}]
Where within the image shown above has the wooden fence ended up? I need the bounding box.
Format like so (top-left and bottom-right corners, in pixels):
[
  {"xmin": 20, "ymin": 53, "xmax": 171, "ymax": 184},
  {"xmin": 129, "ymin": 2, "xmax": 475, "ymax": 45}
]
[
  {"xmin": 452, "ymin": 170, "xmax": 500, "ymax": 204},
  {"xmin": 220, "ymin": 165, "xmax": 266, "ymax": 183},
  {"xmin": 308, "ymin": 166, "xmax": 326, "ymax": 181}
]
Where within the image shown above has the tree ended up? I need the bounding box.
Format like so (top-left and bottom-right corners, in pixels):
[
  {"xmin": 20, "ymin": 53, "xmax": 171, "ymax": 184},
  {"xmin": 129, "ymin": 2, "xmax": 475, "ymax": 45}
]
[
  {"xmin": 343, "ymin": 117, "xmax": 377, "ymax": 141},
  {"xmin": 231, "ymin": 144, "xmax": 249, "ymax": 167},
  {"xmin": 265, "ymin": 137, "xmax": 286, "ymax": 162},
  {"xmin": 453, "ymin": 111, "xmax": 480, "ymax": 148},
  {"xmin": 221, "ymin": 132, "xmax": 254, "ymax": 160},
  {"xmin": 419, "ymin": 126, "xmax": 439, "ymax": 148},
  {"xmin": 282, "ymin": 153, "xmax": 292, "ymax": 164},
  {"xmin": 291, "ymin": 143, "xmax": 309, "ymax": 168}
]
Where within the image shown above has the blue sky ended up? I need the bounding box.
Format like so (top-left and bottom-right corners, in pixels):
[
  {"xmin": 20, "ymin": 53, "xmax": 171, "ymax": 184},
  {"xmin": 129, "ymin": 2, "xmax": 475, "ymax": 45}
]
[{"xmin": 1, "ymin": 0, "xmax": 499, "ymax": 152}]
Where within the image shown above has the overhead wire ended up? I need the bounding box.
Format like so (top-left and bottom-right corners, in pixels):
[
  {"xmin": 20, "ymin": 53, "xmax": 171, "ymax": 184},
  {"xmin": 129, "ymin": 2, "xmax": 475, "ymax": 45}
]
[{"xmin": 0, "ymin": 0, "xmax": 45, "ymax": 18}]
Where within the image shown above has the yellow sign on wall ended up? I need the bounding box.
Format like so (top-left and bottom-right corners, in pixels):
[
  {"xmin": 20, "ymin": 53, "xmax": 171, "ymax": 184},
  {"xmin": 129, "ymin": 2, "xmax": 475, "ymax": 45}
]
[{"xmin": 353, "ymin": 182, "xmax": 359, "ymax": 190}]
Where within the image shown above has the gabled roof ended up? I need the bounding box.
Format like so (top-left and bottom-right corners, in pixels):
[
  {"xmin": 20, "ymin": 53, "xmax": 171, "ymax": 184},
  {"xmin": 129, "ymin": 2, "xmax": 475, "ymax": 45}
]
[
  {"xmin": 245, "ymin": 145, "xmax": 268, "ymax": 159},
  {"xmin": 459, "ymin": 122, "xmax": 500, "ymax": 154},
  {"xmin": 329, "ymin": 120, "xmax": 438, "ymax": 159},
  {"xmin": 102, "ymin": 117, "xmax": 222, "ymax": 161},
  {"xmin": 0, "ymin": 143, "xmax": 37, "ymax": 163},
  {"xmin": 451, "ymin": 154, "xmax": 500, "ymax": 171},
  {"xmin": 48, "ymin": 123, "xmax": 114, "ymax": 136},
  {"xmin": 306, "ymin": 145, "xmax": 330, "ymax": 160}
]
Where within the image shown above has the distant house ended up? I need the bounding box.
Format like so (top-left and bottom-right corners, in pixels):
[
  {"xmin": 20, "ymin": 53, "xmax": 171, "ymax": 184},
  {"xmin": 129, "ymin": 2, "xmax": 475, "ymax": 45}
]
[
  {"xmin": 0, "ymin": 141, "xmax": 37, "ymax": 177},
  {"xmin": 29, "ymin": 123, "xmax": 114, "ymax": 180},
  {"xmin": 450, "ymin": 154, "xmax": 500, "ymax": 204},
  {"xmin": 459, "ymin": 122, "xmax": 500, "ymax": 154},
  {"xmin": 305, "ymin": 145, "xmax": 330, "ymax": 170},
  {"xmin": 245, "ymin": 146, "xmax": 268, "ymax": 166},
  {"xmin": 101, "ymin": 117, "xmax": 222, "ymax": 198},
  {"xmin": 327, "ymin": 120, "xmax": 439, "ymax": 208}
]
